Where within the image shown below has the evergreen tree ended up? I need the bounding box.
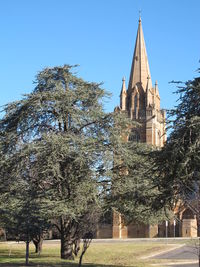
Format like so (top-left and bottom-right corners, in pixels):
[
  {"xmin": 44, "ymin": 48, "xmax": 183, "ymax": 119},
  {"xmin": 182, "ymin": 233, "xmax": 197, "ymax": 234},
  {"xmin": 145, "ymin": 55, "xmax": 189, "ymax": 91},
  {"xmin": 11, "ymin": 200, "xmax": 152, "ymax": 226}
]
[
  {"xmin": 0, "ymin": 64, "xmax": 169, "ymax": 264},
  {"xmin": 110, "ymin": 140, "xmax": 168, "ymax": 225},
  {"xmin": 152, "ymin": 70, "xmax": 200, "ymax": 233},
  {"xmin": 0, "ymin": 65, "xmax": 130, "ymax": 261},
  {"xmin": 0, "ymin": 141, "xmax": 50, "ymax": 264}
]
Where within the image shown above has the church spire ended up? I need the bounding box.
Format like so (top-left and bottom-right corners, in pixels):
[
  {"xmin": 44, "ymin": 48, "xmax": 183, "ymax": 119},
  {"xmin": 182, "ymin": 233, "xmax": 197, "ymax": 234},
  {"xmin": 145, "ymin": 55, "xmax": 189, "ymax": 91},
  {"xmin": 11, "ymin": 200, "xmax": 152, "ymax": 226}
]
[
  {"xmin": 128, "ymin": 16, "xmax": 152, "ymax": 92},
  {"xmin": 120, "ymin": 77, "xmax": 126, "ymax": 94},
  {"xmin": 120, "ymin": 77, "xmax": 127, "ymax": 110}
]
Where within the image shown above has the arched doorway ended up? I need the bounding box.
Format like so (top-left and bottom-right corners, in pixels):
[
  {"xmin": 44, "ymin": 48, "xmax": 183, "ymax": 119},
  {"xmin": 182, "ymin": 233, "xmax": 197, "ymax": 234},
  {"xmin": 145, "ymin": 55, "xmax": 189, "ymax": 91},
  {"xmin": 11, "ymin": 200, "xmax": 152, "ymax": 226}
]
[{"xmin": 181, "ymin": 208, "xmax": 197, "ymax": 237}]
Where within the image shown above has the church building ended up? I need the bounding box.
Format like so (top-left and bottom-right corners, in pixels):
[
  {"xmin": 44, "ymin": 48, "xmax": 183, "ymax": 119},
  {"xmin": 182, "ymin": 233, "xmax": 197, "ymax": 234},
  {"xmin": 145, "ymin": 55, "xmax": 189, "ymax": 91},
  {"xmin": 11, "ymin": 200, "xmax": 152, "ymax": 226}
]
[
  {"xmin": 96, "ymin": 16, "xmax": 198, "ymax": 239},
  {"xmin": 113, "ymin": 16, "xmax": 166, "ymax": 238}
]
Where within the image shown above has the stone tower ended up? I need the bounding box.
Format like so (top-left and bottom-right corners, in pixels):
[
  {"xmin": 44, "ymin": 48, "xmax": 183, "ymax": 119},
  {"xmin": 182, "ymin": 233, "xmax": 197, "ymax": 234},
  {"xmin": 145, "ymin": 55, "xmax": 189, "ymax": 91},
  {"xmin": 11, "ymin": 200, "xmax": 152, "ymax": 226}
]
[
  {"xmin": 113, "ymin": 17, "xmax": 166, "ymax": 239},
  {"xmin": 119, "ymin": 16, "xmax": 166, "ymax": 147}
]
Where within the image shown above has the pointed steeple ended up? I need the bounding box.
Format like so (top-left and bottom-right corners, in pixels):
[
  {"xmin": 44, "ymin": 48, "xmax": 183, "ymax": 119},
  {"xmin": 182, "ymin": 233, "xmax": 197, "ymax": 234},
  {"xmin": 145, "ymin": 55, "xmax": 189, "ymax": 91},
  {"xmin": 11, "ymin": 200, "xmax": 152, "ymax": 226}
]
[
  {"xmin": 146, "ymin": 75, "xmax": 151, "ymax": 107},
  {"xmin": 120, "ymin": 77, "xmax": 127, "ymax": 110},
  {"xmin": 120, "ymin": 77, "xmax": 126, "ymax": 95},
  {"xmin": 128, "ymin": 16, "xmax": 152, "ymax": 92},
  {"xmin": 155, "ymin": 80, "xmax": 159, "ymax": 96}
]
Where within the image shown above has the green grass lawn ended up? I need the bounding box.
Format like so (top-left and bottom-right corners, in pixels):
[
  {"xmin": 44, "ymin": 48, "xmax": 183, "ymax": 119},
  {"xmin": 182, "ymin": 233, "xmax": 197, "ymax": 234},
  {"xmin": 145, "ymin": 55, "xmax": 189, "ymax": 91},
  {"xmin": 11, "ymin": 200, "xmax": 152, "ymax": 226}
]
[{"xmin": 0, "ymin": 241, "xmax": 181, "ymax": 267}]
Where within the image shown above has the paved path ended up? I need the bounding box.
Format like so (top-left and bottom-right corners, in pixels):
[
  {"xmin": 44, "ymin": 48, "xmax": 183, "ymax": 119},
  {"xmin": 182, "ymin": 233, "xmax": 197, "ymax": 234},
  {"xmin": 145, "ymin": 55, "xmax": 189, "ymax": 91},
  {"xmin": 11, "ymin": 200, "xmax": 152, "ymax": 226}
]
[
  {"xmin": 152, "ymin": 245, "xmax": 199, "ymax": 267},
  {"xmin": 168, "ymin": 265, "xmax": 198, "ymax": 267},
  {"xmin": 154, "ymin": 245, "xmax": 198, "ymax": 260}
]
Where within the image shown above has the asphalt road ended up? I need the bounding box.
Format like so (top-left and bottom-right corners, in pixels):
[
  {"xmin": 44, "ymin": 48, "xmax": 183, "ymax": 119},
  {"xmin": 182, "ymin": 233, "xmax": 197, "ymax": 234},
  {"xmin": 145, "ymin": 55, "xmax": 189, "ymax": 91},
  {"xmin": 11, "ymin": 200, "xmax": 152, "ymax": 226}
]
[
  {"xmin": 169, "ymin": 265, "xmax": 198, "ymax": 267},
  {"xmin": 154, "ymin": 245, "xmax": 198, "ymax": 260},
  {"xmin": 153, "ymin": 245, "xmax": 199, "ymax": 267}
]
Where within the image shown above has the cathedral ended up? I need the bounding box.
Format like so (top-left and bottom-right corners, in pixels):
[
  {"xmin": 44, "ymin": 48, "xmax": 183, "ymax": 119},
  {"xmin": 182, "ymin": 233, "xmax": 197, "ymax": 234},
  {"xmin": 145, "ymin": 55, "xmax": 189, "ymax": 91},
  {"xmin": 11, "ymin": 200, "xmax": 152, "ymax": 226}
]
[{"xmin": 96, "ymin": 17, "xmax": 198, "ymax": 239}]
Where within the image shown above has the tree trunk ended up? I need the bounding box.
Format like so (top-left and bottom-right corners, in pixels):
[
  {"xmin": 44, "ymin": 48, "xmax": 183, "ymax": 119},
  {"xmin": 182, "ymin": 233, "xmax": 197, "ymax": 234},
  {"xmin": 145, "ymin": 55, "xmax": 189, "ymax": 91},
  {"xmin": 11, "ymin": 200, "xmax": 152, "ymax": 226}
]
[
  {"xmin": 60, "ymin": 235, "xmax": 74, "ymax": 260},
  {"xmin": 25, "ymin": 240, "xmax": 29, "ymax": 266},
  {"xmin": 78, "ymin": 252, "xmax": 84, "ymax": 267},
  {"xmin": 59, "ymin": 216, "xmax": 75, "ymax": 260},
  {"xmin": 78, "ymin": 238, "xmax": 92, "ymax": 267},
  {"xmin": 198, "ymin": 236, "xmax": 200, "ymax": 267},
  {"xmin": 33, "ymin": 236, "xmax": 43, "ymax": 254},
  {"xmin": 198, "ymin": 184, "xmax": 200, "ymax": 237},
  {"xmin": 73, "ymin": 239, "xmax": 80, "ymax": 256},
  {"xmin": 198, "ymin": 188, "xmax": 200, "ymax": 267}
]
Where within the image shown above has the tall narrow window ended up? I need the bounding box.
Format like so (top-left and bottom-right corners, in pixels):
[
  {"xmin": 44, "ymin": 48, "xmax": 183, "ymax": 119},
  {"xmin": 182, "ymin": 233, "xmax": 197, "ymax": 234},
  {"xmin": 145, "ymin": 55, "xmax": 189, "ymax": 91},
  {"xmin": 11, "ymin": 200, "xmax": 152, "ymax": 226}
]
[{"xmin": 134, "ymin": 94, "xmax": 138, "ymax": 113}]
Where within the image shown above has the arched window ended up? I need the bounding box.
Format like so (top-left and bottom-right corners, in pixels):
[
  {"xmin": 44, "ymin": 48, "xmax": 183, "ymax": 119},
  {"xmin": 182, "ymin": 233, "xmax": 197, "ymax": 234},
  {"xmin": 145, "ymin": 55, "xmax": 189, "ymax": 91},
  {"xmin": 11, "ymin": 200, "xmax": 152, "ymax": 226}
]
[
  {"xmin": 134, "ymin": 94, "xmax": 138, "ymax": 112},
  {"xmin": 182, "ymin": 208, "xmax": 195, "ymax": 219},
  {"xmin": 128, "ymin": 130, "xmax": 140, "ymax": 142}
]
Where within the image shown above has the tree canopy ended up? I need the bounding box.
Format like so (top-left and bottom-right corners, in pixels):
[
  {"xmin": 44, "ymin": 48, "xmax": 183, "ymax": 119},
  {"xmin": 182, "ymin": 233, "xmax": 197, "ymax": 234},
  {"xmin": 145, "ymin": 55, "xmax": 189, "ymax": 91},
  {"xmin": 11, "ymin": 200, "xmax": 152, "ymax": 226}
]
[
  {"xmin": 0, "ymin": 65, "xmax": 138, "ymax": 262},
  {"xmin": 152, "ymin": 70, "xmax": 200, "ymax": 215},
  {"xmin": 0, "ymin": 65, "xmax": 114, "ymax": 260},
  {"xmin": 0, "ymin": 64, "xmax": 172, "ymax": 264}
]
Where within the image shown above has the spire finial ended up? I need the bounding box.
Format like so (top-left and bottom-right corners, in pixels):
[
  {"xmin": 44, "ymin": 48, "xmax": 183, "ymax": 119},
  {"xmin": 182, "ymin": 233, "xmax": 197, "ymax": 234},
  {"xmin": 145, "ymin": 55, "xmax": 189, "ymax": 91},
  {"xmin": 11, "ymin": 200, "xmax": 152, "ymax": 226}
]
[
  {"xmin": 139, "ymin": 10, "xmax": 142, "ymax": 23},
  {"xmin": 154, "ymin": 80, "xmax": 160, "ymax": 97},
  {"xmin": 121, "ymin": 76, "xmax": 126, "ymax": 95},
  {"xmin": 155, "ymin": 80, "xmax": 158, "ymax": 92},
  {"xmin": 120, "ymin": 76, "xmax": 127, "ymax": 110}
]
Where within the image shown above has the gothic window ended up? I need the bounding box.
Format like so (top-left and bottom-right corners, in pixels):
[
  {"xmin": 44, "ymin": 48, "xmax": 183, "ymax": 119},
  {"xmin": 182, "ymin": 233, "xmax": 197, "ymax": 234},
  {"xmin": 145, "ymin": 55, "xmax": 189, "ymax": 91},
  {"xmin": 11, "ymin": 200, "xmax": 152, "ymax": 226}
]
[
  {"xmin": 134, "ymin": 94, "xmax": 138, "ymax": 112},
  {"xmin": 128, "ymin": 130, "xmax": 140, "ymax": 142},
  {"xmin": 182, "ymin": 208, "xmax": 195, "ymax": 219}
]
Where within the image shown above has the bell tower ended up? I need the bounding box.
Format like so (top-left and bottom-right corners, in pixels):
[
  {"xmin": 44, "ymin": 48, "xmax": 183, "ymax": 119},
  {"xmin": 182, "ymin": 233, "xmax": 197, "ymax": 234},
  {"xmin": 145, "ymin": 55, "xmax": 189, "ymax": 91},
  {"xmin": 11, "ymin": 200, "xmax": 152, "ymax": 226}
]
[
  {"xmin": 119, "ymin": 16, "xmax": 166, "ymax": 147},
  {"xmin": 113, "ymin": 17, "xmax": 166, "ymax": 239}
]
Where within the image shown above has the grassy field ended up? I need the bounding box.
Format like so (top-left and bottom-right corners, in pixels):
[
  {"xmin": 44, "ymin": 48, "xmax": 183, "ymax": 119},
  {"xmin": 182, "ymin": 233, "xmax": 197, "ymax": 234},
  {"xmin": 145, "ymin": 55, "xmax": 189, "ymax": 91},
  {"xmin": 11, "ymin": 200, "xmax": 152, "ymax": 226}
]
[{"xmin": 0, "ymin": 240, "xmax": 182, "ymax": 267}]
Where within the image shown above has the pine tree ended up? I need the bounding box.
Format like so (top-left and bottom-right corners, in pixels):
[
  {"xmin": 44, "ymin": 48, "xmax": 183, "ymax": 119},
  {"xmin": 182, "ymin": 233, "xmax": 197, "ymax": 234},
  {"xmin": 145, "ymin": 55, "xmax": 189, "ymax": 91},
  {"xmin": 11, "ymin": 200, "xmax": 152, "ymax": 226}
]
[
  {"xmin": 152, "ymin": 70, "xmax": 200, "ymax": 234},
  {"xmin": 0, "ymin": 139, "xmax": 51, "ymax": 264},
  {"xmin": 0, "ymin": 65, "xmax": 130, "ymax": 261},
  {"xmin": 110, "ymin": 140, "xmax": 168, "ymax": 225},
  {"xmin": 0, "ymin": 64, "xmax": 170, "ymax": 264}
]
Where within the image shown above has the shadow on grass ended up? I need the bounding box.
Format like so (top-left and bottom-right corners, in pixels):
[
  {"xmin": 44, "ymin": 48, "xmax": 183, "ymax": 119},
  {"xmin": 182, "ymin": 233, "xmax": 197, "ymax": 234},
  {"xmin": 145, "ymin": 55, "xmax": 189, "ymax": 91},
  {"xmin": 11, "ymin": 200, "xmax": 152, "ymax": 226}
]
[
  {"xmin": 0, "ymin": 251, "xmax": 60, "ymax": 259},
  {"xmin": 0, "ymin": 253, "xmax": 138, "ymax": 267},
  {"xmin": 0, "ymin": 263, "xmax": 76, "ymax": 267},
  {"xmin": 0, "ymin": 263, "xmax": 137, "ymax": 267}
]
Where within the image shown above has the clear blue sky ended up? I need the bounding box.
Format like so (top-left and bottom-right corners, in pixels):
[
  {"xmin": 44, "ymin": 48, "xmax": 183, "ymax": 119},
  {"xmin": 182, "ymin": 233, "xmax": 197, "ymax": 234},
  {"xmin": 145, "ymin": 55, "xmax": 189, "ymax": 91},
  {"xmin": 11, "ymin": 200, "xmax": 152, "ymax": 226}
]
[{"xmin": 0, "ymin": 0, "xmax": 199, "ymax": 113}]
